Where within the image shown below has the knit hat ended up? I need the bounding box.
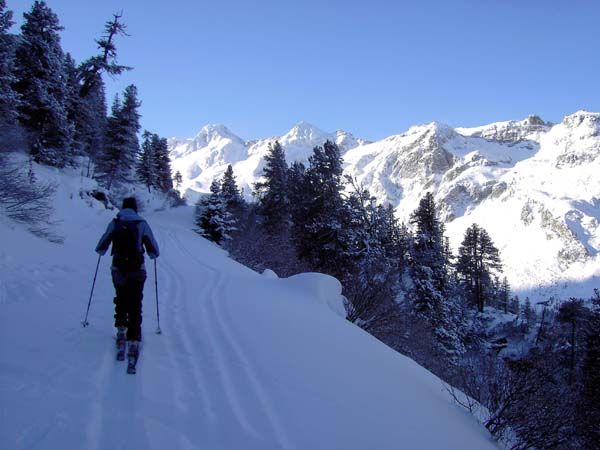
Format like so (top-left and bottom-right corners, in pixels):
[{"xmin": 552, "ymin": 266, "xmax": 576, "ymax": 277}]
[{"xmin": 121, "ymin": 197, "xmax": 138, "ymax": 212}]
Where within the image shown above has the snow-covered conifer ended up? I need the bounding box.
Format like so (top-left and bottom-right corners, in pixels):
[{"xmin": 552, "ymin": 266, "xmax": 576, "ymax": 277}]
[
  {"xmin": 456, "ymin": 223, "xmax": 503, "ymax": 312},
  {"xmin": 195, "ymin": 179, "xmax": 236, "ymax": 244},
  {"xmin": 96, "ymin": 85, "xmax": 141, "ymax": 189},
  {"xmin": 254, "ymin": 140, "xmax": 289, "ymax": 231},
  {"xmin": 509, "ymin": 295, "xmax": 520, "ymax": 315},
  {"xmin": 342, "ymin": 183, "xmax": 396, "ymax": 323},
  {"xmin": 67, "ymin": 62, "xmax": 106, "ymax": 167},
  {"xmin": 137, "ymin": 130, "xmax": 155, "ymax": 191},
  {"xmin": 522, "ymin": 296, "xmax": 536, "ymax": 329},
  {"xmin": 220, "ymin": 164, "xmax": 241, "ymax": 207},
  {"xmin": 409, "ymin": 192, "xmax": 464, "ymax": 357},
  {"xmin": 409, "ymin": 192, "xmax": 447, "ymax": 316},
  {"xmin": 294, "ymin": 141, "xmax": 350, "ymax": 277},
  {"xmin": 0, "ymin": 0, "xmax": 20, "ymax": 148},
  {"xmin": 499, "ymin": 277, "xmax": 510, "ymax": 313},
  {"xmin": 152, "ymin": 133, "xmax": 173, "ymax": 193},
  {"xmin": 137, "ymin": 131, "xmax": 173, "ymax": 193},
  {"xmin": 13, "ymin": 1, "xmax": 73, "ymax": 166},
  {"xmin": 580, "ymin": 290, "xmax": 600, "ymax": 447},
  {"xmin": 288, "ymin": 160, "xmax": 307, "ymax": 227},
  {"xmin": 77, "ymin": 13, "xmax": 131, "ymax": 98},
  {"xmin": 64, "ymin": 53, "xmax": 84, "ymax": 156}
]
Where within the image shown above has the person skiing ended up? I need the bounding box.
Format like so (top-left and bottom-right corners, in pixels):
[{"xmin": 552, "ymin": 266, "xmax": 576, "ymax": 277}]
[{"xmin": 95, "ymin": 197, "xmax": 159, "ymax": 370}]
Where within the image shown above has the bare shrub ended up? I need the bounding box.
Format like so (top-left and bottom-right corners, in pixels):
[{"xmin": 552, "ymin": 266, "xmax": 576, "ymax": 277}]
[
  {"xmin": 227, "ymin": 205, "xmax": 310, "ymax": 277},
  {"xmin": 448, "ymin": 350, "xmax": 575, "ymax": 450},
  {"xmin": 0, "ymin": 154, "xmax": 62, "ymax": 242}
]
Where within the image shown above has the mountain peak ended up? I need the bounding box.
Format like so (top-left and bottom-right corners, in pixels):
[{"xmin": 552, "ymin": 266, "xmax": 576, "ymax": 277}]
[
  {"xmin": 280, "ymin": 121, "xmax": 329, "ymax": 146},
  {"xmin": 405, "ymin": 121, "xmax": 456, "ymax": 143},
  {"xmin": 288, "ymin": 121, "xmax": 325, "ymax": 137},
  {"xmin": 197, "ymin": 123, "xmax": 237, "ymax": 137},
  {"xmin": 193, "ymin": 124, "xmax": 244, "ymax": 146},
  {"xmin": 562, "ymin": 110, "xmax": 600, "ymax": 130}
]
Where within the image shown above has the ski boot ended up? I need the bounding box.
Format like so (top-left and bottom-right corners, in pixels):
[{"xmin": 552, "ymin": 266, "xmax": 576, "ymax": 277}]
[
  {"xmin": 127, "ymin": 341, "xmax": 140, "ymax": 374},
  {"xmin": 116, "ymin": 327, "xmax": 127, "ymax": 361}
]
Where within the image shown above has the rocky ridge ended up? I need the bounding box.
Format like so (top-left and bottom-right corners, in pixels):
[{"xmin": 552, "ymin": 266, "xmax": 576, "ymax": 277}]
[{"xmin": 169, "ymin": 111, "xmax": 600, "ymax": 299}]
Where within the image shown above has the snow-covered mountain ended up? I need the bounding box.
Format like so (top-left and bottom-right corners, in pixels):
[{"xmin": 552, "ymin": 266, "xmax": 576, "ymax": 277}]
[
  {"xmin": 0, "ymin": 163, "xmax": 498, "ymax": 450},
  {"xmin": 169, "ymin": 121, "xmax": 367, "ymax": 203},
  {"xmin": 169, "ymin": 111, "xmax": 600, "ymax": 299}
]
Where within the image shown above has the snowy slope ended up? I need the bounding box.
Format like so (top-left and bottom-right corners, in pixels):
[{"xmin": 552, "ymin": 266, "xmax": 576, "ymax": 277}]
[
  {"xmin": 170, "ymin": 112, "xmax": 600, "ymax": 300},
  {"xmin": 0, "ymin": 168, "xmax": 498, "ymax": 449}
]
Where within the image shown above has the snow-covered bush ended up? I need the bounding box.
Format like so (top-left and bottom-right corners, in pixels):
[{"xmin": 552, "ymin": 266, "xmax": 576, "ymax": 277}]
[{"xmin": 0, "ymin": 154, "xmax": 60, "ymax": 242}]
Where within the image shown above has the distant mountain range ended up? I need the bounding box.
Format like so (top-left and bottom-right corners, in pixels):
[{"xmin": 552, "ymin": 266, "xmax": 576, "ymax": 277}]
[{"xmin": 168, "ymin": 111, "xmax": 600, "ymax": 300}]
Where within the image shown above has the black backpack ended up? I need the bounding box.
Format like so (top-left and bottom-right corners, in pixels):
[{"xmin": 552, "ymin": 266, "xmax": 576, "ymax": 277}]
[{"xmin": 112, "ymin": 219, "xmax": 143, "ymax": 271}]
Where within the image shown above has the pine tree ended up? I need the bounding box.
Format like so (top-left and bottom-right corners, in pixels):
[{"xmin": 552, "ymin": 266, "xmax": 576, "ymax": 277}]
[
  {"xmin": 71, "ymin": 69, "xmax": 107, "ymax": 169},
  {"xmin": 13, "ymin": 1, "xmax": 73, "ymax": 166},
  {"xmin": 71, "ymin": 13, "xmax": 129, "ymax": 169},
  {"xmin": 557, "ymin": 298, "xmax": 587, "ymax": 385},
  {"xmin": 456, "ymin": 223, "xmax": 503, "ymax": 312},
  {"xmin": 96, "ymin": 85, "xmax": 141, "ymax": 189},
  {"xmin": 294, "ymin": 140, "xmax": 350, "ymax": 278},
  {"xmin": 152, "ymin": 133, "xmax": 172, "ymax": 193},
  {"xmin": 409, "ymin": 192, "xmax": 464, "ymax": 357},
  {"xmin": 254, "ymin": 140, "xmax": 289, "ymax": 232},
  {"xmin": 509, "ymin": 295, "xmax": 520, "ymax": 315},
  {"xmin": 95, "ymin": 95, "xmax": 122, "ymax": 188},
  {"xmin": 499, "ymin": 276, "xmax": 511, "ymax": 313},
  {"xmin": 77, "ymin": 13, "xmax": 131, "ymax": 98},
  {"xmin": 397, "ymin": 221, "xmax": 412, "ymax": 270},
  {"xmin": 137, "ymin": 130, "xmax": 155, "ymax": 191},
  {"xmin": 580, "ymin": 290, "xmax": 600, "ymax": 448},
  {"xmin": 409, "ymin": 192, "xmax": 447, "ymax": 317},
  {"xmin": 522, "ymin": 296, "xmax": 536, "ymax": 330},
  {"xmin": 0, "ymin": 0, "xmax": 20, "ymax": 148},
  {"xmin": 136, "ymin": 131, "xmax": 172, "ymax": 193},
  {"xmin": 64, "ymin": 53, "xmax": 83, "ymax": 156},
  {"xmin": 220, "ymin": 164, "xmax": 241, "ymax": 207},
  {"xmin": 288, "ymin": 160, "xmax": 307, "ymax": 228},
  {"xmin": 342, "ymin": 182, "xmax": 399, "ymax": 324},
  {"xmin": 194, "ymin": 179, "xmax": 235, "ymax": 244}
]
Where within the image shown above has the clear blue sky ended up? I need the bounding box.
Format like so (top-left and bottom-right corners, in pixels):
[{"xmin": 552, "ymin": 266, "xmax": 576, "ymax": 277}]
[{"xmin": 9, "ymin": 0, "xmax": 600, "ymax": 141}]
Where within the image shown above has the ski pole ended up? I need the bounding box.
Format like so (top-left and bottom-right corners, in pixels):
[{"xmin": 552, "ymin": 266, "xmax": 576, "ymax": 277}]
[
  {"xmin": 154, "ymin": 259, "xmax": 162, "ymax": 334},
  {"xmin": 82, "ymin": 254, "xmax": 101, "ymax": 327}
]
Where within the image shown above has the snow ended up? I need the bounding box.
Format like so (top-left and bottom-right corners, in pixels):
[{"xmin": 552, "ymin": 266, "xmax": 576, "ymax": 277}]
[
  {"xmin": 0, "ymin": 165, "xmax": 498, "ymax": 450},
  {"xmin": 169, "ymin": 111, "xmax": 600, "ymax": 302},
  {"xmin": 170, "ymin": 121, "xmax": 364, "ymax": 203}
]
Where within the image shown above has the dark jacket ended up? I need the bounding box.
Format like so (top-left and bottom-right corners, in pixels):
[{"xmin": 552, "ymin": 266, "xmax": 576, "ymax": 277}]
[{"xmin": 95, "ymin": 208, "xmax": 160, "ymax": 270}]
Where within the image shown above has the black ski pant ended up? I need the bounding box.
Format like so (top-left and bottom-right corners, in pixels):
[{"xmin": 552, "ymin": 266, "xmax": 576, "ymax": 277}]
[{"xmin": 111, "ymin": 268, "xmax": 146, "ymax": 342}]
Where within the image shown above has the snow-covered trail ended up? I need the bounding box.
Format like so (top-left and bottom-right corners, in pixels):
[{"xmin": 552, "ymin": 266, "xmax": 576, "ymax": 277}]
[
  {"xmin": 145, "ymin": 217, "xmax": 295, "ymax": 450},
  {"xmin": 0, "ymin": 208, "xmax": 288, "ymax": 450},
  {"xmin": 1, "ymin": 203, "xmax": 498, "ymax": 450}
]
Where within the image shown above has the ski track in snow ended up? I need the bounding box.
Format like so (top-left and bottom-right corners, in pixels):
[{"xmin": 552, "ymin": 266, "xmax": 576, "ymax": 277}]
[
  {"xmin": 164, "ymin": 226, "xmax": 292, "ymax": 449},
  {"xmin": 1, "ymin": 202, "xmax": 500, "ymax": 450},
  {"xmin": 1, "ymin": 219, "xmax": 292, "ymax": 449}
]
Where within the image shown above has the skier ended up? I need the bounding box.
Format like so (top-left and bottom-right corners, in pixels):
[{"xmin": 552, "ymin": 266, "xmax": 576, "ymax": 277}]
[{"xmin": 95, "ymin": 197, "xmax": 160, "ymax": 372}]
